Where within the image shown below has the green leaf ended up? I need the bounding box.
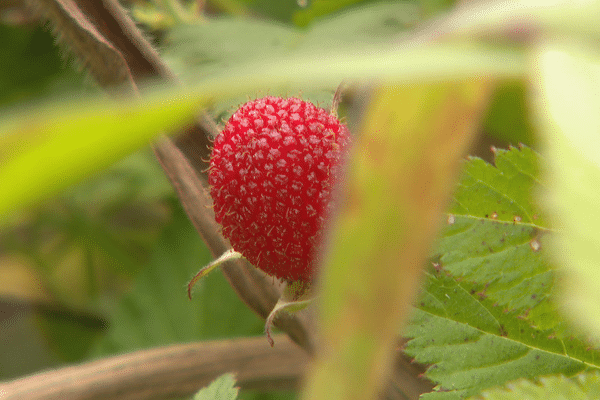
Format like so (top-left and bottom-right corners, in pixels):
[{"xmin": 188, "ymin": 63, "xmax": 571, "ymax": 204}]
[
  {"xmin": 292, "ymin": 0, "xmax": 370, "ymax": 27},
  {"xmin": 482, "ymin": 81, "xmax": 536, "ymax": 147},
  {"xmin": 34, "ymin": 307, "xmax": 105, "ymax": 363},
  {"xmin": 0, "ymin": 24, "xmax": 90, "ymax": 108},
  {"xmin": 297, "ymin": 2, "xmax": 420, "ymax": 48},
  {"xmin": 162, "ymin": 19, "xmax": 295, "ymax": 81},
  {"xmin": 450, "ymin": 146, "xmax": 545, "ymax": 227},
  {"xmin": 193, "ymin": 373, "xmax": 239, "ymax": 400},
  {"xmin": 406, "ymin": 272, "xmax": 600, "ymax": 400},
  {"xmin": 162, "ymin": 2, "xmax": 420, "ymax": 114},
  {"xmin": 437, "ymin": 146, "xmax": 551, "ymax": 320},
  {"xmin": 163, "ymin": 3, "xmax": 519, "ymax": 90},
  {"xmin": 91, "ymin": 202, "xmax": 263, "ymax": 355},
  {"xmin": 0, "ymin": 91, "xmax": 206, "ymax": 225},
  {"xmin": 533, "ymin": 38, "xmax": 600, "ymax": 341},
  {"xmin": 405, "ymin": 146, "xmax": 600, "ymax": 399},
  {"xmin": 416, "ymin": 0, "xmax": 457, "ymax": 18},
  {"xmin": 473, "ymin": 372, "xmax": 600, "ymax": 400}
]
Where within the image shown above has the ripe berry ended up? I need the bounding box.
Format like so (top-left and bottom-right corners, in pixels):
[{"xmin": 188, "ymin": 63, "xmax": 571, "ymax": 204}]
[{"xmin": 209, "ymin": 96, "xmax": 350, "ymax": 282}]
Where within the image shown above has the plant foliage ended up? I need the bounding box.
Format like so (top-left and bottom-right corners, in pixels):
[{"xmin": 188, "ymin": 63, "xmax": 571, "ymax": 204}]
[
  {"xmin": 474, "ymin": 372, "xmax": 600, "ymax": 400},
  {"xmin": 193, "ymin": 373, "xmax": 239, "ymax": 400},
  {"xmin": 404, "ymin": 146, "xmax": 600, "ymax": 399}
]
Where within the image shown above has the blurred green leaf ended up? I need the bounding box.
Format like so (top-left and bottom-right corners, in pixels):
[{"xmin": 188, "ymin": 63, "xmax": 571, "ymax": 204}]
[
  {"xmin": 91, "ymin": 200, "xmax": 263, "ymax": 355},
  {"xmin": 0, "ymin": 35, "xmax": 524, "ymax": 226},
  {"xmin": 437, "ymin": 1, "xmax": 600, "ymax": 38},
  {"xmin": 162, "ymin": 19, "xmax": 295, "ymax": 80},
  {"xmin": 68, "ymin": 149, "xmax": 173, "ymax": 207},
  {"xmin": 164, "ymin": 2, "xmax": 420, "ymax": 83},
  {"xmin": 0, "ymin": 24, "xmax": 90, "ymax": 108},
  {"xmin": 533, "ymin": 38, "xmax": 600, "ymax": 340},
  {"xmin": 163, "ymin": 2, "xmax": 417, "ymax": 120},
  {"xmin": 0, "ymin": 89, "xmax": 207, "ymax": 224},
  {"xmin": 293, "ymin": 0, "xmax": 385, "ymax": 27},
  {"xmin": 473, "ymin": 372, "xmax": 600, "ymax": 400},
  {"xmin": 34, "ymin": 306, "xmax": 106, "ymax": 363},
  {"xmin": 0, "ymin": 151, "xmax": 174, "ymax": 303},
  {"xmin": 415, "ymin": 0, "xmax": 456, "ymax": 17},
  {"xmin": 482, "ymin": 81, "xmax": 536, "ymax": 147},
  {"xmin": 238, "ymin": 390, "xmax": 297, "ymax": 400},
  {"xmin": 297, "ymin": 2, "xmax": 419, "ymax": 48},
  {"xmin": 241, "ymin": 0, "xmax": 298, "ymax": 23},
  {"xmin": 193, "ymin": 373, "xmax": 239, "ymax": 400}
]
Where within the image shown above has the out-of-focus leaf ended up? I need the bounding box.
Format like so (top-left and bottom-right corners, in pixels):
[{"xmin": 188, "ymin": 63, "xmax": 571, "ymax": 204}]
[
  {"xmin": 416, "ymin": 0, "xmax": 457, "ymax": 17},
  {"xmin": 533, "ymin": 38, "xmax": 600, "ymax": 340},
  {"xmin": 437, "ymin": 0, "xmax": 600, "ymax": 38},
  {"xmin": 297, "ymin": 2, "xmax": 419, "ymax": 49},
  {"xmin": 238, "ymin": 390, "xmax": 297, "ymax": 400},
  {"xmin": 91, "ymin": 201, "xmax": 263, "ymax": 355},
  {"xmin": 35, "ymin": 305, "xmax": 106, "ymax": 363},
  {"xmin": 292, "ymin": 0, "xmax": 383, "ymax": 27},
  {"xmin": 473, "ymin": 372, "xmax": 600, "ymax": 400},
  {"xmin": 0, "ymin": 299, "xmax": 61, "ymax": 380},
  {"xmin": 0, "ymin": 37, "xmax": 524, "ymax": 225},
  {"xmin": 238, "ymin": 0, "xmax": 299, "ymax": 23},
  {"xmin": 482, "ymin": 81, "xmax": 536, "ymax": 147},
  {"xmin": 0, "ymin": 90, "xmax": 207, "ymax": 225},
  {"xmin": 165, "ymin": 2, "xmax": 419, "ymax": 81},
  {"xmin": 68, "ymin": 150, "xmax": 173, "ymax": 207},
  {"xmin": 193, "ymin": 373, "xmax": 239, "ymax": 400},
  {"xmin": 162, "ymin": 19, "xmax": 295, "ymax": 80},
  {"xmin": 0, "ymin": 24, "xmax": 89, "ymax": 108},
  {"xmin": 162, "ymin": 0, "xmax": 421, "ymax": 116}
]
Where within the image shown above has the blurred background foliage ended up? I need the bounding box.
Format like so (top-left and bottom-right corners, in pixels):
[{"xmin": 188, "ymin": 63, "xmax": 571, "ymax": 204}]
[{"xmin": 0, "ymin": 0, "xmax": 534, "ymax": 398}]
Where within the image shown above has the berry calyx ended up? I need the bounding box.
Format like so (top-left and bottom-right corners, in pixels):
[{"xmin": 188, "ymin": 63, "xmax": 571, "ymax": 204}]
[{"xmin": 209, "ymin": 96, "xmax": 350, "ymax": 282}]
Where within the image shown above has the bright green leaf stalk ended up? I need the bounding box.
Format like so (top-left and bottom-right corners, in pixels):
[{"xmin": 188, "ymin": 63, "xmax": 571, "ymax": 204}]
[{"xmin": 302, "ymin": 80, "xmax": 493, "ymax": 400}]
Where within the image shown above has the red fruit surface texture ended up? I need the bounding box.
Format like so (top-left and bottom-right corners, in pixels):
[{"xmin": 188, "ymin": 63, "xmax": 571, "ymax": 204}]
[{"xmin": 209, "ymin": 96, "xmax": 350, "ymax": 282}]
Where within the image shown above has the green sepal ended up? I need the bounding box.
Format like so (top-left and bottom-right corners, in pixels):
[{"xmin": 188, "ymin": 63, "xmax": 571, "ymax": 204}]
[
  {"xmin": 265, "ymin": 279, "xmax": 314, "ymax": 347},
  {"xmin": 187, "ymin": 249, "xmax": 242, "ymax": 299}
]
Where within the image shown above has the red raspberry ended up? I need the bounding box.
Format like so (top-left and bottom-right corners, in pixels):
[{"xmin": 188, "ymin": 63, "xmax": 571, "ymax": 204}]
[{"xmin": 209, "ymin": 96, "xmax": 350, "ymax": 282}]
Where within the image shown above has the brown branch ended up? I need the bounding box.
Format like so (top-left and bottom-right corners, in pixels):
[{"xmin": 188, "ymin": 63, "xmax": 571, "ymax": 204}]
[{"xmin": 0, "ymin": 335, "xmax": 308, "ymax": 400}]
